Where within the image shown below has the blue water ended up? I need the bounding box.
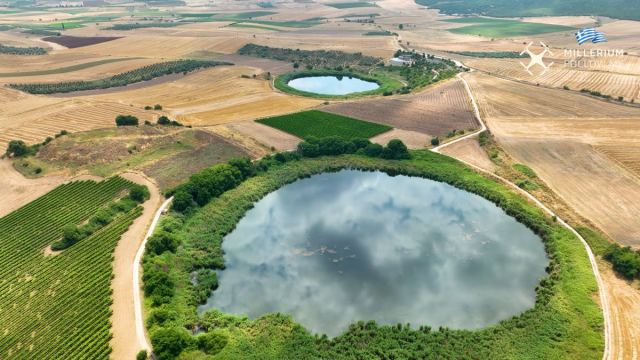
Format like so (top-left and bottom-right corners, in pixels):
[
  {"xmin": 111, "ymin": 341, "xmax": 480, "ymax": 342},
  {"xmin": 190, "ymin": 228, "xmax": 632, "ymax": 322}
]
[
  {"xmin": 287, "ymin": 75, "xmax": 379, "ymax": 95},
  {"xmin": 199, "ymin": 170, "xmax": 548, "ymax": 336}
]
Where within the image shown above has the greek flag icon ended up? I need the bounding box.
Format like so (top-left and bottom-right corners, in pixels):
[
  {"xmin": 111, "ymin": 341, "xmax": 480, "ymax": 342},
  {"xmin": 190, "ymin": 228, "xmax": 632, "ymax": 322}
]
[{"xmin": 575, "ymin": 28, "xmax": 607, "ymax": 45}]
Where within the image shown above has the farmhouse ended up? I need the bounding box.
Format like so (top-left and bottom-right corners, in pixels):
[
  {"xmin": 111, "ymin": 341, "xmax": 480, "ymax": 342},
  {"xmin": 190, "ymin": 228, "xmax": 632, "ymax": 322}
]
[{"xmin": 389, "ymin": 54, "xmax": 414, "ymax": 66}]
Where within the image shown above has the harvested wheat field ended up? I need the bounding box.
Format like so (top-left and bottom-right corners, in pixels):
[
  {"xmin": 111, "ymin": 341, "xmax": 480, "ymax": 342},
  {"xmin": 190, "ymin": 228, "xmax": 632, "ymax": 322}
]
[
  {"xmin": 324, "ymin": 79, "xmax": 477, "ymax": 138},
  {"xmin": 468, "ymin": 72, "xmax": 640, "ymax": 246},
  {"xmin": 466, "ymin": 56, "xmax": 640, "ymax": 103},
  {"xmin": 0, "ymin": 88, "xmax": 162, "ymax": 148},
  {"xmin": 439, "ymin": 136, "xmax": 497, "ymax": 172},
  {"xmin": 91, "ymin": 66, "xmax": 322, "ymax": 126},
  {"xmin": 207, "ymin": 120, "xmax": 301, "ymax": 154}
]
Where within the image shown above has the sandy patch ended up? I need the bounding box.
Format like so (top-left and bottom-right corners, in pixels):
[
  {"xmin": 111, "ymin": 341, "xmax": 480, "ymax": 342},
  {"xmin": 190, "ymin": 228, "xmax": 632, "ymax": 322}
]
[{"xmin": 370, "ymin": 128, "xmax": 429, "ymax": 149}]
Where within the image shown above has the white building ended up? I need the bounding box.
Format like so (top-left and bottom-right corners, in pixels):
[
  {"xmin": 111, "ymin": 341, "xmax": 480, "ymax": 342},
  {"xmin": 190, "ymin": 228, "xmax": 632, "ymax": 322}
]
[{"xmin": 389, "ymin": 55, "xmax": 414, "ymax": 66}]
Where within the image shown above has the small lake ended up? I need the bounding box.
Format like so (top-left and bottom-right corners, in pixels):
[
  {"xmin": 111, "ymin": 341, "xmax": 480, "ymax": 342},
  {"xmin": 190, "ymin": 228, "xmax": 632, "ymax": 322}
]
[
  {"xmin": 287, "ymin": 75, "xmax": 379, "ymax": 95},
  {"xmin": 199, "ymin": 170, "xmax": 548, "ymax": 336}
]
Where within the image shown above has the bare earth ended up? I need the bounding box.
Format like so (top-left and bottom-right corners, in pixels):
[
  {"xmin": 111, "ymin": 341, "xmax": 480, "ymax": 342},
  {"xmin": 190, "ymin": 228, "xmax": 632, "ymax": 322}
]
[
  {"xmin": 109, "ymin": 172, "xmax": 162, "ymax": 360},
  {"xmin": 324, "ymin": 79, "xmax": 478, "ymax": 137},
  {"xmin": 598, "ymin": 260, "xmax": 640, "ymax": 360},
  {"xmin": 439, "ymin": 137, "xmax": 497, "ymax": 172},
  {"xmin": 0, "ymin": 159, "xmax": 66, "ymax": 217},
  {"xmin": 467, "ymin": 72, "xmax": 640, "ymax": 246},
  {"xmin": 371, "ymin": 128, "xmax": 430, "ymax": 149},
  {"xmin": 211, "ymin": 120, "xmax": 302, "ymax": 153}
]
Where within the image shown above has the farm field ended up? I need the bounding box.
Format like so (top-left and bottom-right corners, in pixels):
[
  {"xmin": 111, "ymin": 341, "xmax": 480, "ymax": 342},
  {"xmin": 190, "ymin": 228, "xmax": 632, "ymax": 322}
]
[
  {"xmin": 465, "ymin": 56, "xmax": 640, "ymax": 103},
  {"xmin": 466, "ymin": 72, "xmax": 640, "ymax": 246},
  {"xmin": 444, "ymin": 17, "xmax": 575, "ymax": 38},
  {"xmin": 0, "ymin": 177, "xmax": 144, "ymax": 359},
  {"xmin": 256, "ymin": 110, "xmax": 392, "ymax": 140},
  {"xmin": 324, "ymin": 79, "xmax": 478, "ymax": 138}
]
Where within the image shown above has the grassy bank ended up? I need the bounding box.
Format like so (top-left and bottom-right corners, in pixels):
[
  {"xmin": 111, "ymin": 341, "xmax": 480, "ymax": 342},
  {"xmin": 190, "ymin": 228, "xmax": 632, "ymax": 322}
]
[
  {"xmin": 274, "ymin": 69, "xmax": 403, "ymax": 99},
  {"xmin": 142, "ymin": 150, "xmax": 603, "ymax": 359}
]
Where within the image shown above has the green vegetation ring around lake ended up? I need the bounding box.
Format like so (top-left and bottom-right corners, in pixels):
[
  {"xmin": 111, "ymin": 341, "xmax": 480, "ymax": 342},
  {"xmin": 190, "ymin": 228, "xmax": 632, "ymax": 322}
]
[
  {"xmin": 274, "ymin": 70, "xmax": 403, "ymax": 99},
  {"xmin": 256, "ymin": 110, "xmax": 392, "ymax": 140},
  {"xmin": 142, "ymin": 150, "xmax": 602, "ymax": 359}
]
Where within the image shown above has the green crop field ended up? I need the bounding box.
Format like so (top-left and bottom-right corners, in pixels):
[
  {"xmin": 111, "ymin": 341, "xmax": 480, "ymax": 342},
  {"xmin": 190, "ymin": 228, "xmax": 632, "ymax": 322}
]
[
  {"xmin": 444, "ymin": 17, "xmax": 575, "ymax": 38},
  {"xmin": 0, "ymin": 177, "xmax": 143, "ymax": 359},
  {"xmin": 327, "ymin": 2, "xmax": 377, "ymax": 9},
  {"xmin": 257, "ymin": 110, "xmax": 392, "ymax": 140},
  {"xmin": 416, "ymin": 0, "xmax": 640, "ymax": 21}
]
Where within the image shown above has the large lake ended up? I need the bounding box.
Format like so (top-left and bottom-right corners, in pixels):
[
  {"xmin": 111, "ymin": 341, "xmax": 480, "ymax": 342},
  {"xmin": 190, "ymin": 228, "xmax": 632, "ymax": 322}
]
[
  {"xmin": 287, "ymin": 75, "xmax": 379, "ymax": 95},
  {"xmin": 199, "ymin": 170, "xmax": 548, "ymax": 336}
]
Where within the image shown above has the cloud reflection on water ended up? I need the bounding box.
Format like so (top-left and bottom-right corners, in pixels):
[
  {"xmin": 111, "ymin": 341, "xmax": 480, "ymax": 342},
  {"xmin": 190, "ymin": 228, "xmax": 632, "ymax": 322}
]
[{"xmin": 199, "ymin": 170, "xmax": 548, "ymax": 337}]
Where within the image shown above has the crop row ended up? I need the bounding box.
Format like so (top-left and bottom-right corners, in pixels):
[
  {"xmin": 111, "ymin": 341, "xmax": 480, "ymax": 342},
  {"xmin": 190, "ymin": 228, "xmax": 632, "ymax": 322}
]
[
  {"xmin": 0, "ymin": 44, "xmax": 47, "ymax": 56},
  {"xmin": 9, "ymin": 60, "xmax": 231, "ymax": 94},
  {"xmin": 0, "ymin": 178, "xmax": 143, "ymax": 359}
]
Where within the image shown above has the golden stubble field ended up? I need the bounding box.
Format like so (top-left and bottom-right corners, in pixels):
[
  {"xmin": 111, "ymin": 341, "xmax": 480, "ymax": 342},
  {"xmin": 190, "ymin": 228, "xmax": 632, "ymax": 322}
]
[{"xmin": 467, "ymin": 72, "xmax": 640, "ymax": 247}]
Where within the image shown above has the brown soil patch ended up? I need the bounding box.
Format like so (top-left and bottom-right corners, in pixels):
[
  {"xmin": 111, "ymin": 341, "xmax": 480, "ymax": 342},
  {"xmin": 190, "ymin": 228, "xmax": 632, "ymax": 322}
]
[
  {"xmin": 370, "ymin": 128, "xmax": 429, "ymax": 149},
  {"xmin": 0, "ymin": 158, "xmax": 66, "ymax": 217},
  {"xmin": 323, "ymin": 79, "xmax": 477, "ymax": 137},
  {"xmin": 598, "ymin": 260, "xmax": 640, "ymax": 360},
  {"xmin": 213, "ymin": 120, "xmax": 301, "ymax": 152},
  {"xmin": 42, "ymin": 36, "xmax": 122, "ymax": 49},
  {"xmin": 109, "ymin": 172, "xmax": 162, "ymax": 360},
  {"xmin": 440, "ymin": 137, "xmax": 497, "ymax": 172}
]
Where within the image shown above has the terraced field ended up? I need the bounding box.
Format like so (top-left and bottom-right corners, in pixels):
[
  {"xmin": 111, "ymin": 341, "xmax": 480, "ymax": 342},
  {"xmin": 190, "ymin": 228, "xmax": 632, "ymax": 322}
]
[{"xmin": 0, "ymin": 177, "xmax": 143, "ymax": 359}]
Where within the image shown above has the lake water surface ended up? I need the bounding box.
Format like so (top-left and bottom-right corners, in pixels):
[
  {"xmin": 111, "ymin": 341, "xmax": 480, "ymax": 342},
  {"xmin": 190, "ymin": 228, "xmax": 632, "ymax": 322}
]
[
  {"xmin": 287, "ymin": 75, "xmax": 379, "ymax": 95},
  {"xmin": 199, "ymin": 170, "xmax": 548, "ymax": 336}
]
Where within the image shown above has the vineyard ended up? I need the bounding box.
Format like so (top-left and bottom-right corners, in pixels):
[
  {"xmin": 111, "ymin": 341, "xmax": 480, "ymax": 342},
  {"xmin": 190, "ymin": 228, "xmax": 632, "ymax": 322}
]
[
  {"xmin": 0, "ymin": 177, "xmax": 143, "ymax": 359},
  {"xmin": 0, "ymin": 44, "xmax": 46, "ymax": 56},
  {"xmin": 9, "ymin": 60, "xmax": 232, "ymax": 94}
]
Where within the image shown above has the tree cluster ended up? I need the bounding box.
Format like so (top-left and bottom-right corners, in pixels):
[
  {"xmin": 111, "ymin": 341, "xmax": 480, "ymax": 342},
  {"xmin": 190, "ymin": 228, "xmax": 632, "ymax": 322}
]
[
  {"xmin": 115, "ymin": 115, "xmax": 139, "ymax": 126},
  {"xmin": 297, "ymin": 137, "xmax": 410, "ymax": 160}
]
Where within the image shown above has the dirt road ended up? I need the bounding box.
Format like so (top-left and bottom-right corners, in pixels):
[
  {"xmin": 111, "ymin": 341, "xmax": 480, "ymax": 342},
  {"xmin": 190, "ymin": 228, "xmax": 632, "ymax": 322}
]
[{"xmin": 109, "ymin": 172, "xmax": 163, "ymax": 360}]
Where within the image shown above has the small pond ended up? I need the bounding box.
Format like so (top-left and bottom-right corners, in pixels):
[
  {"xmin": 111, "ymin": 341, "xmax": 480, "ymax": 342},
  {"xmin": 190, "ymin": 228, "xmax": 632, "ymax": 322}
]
[
  {"xmin": 287, "ymin": 75, "xmax": 379, "ymax": 95},
  {"xmin": 199, "ymin": 170, "xmax": 548, "ymax": 336}
]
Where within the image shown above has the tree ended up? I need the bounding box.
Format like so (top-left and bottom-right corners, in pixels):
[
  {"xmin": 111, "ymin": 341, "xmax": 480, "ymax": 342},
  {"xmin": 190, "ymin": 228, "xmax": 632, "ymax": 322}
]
[
  {"xmin": 5, "ymin": 140, "xmax": 30, "ymax": 157},
  {"xmin": 382, "ymin": 139, "xmax": 410, "ymax": 160},
  {"xmin": 129, "ymin": 185, "xmax": 150, "ymax": 203},
  {"xmin": 154, "ymin": 104, "xmax": 163, "ymax": 110},
  {"xmin": 172, "ymin": 189, "xmax": 195, "ymax": 212},
  {"xmin": 115, "ymin": 115, "xmax": 139, "ymax": 126},
  {"xmin": 136, "ymin": 350, "xmax": 148, "ymax": 360},
  {"xmin": 430, "ymin": 137, "xmax": 440, "ymax": 146},
  {"xmin": 150, "ymin": 327, "xmax": 195, "ymax": 360},
  {"xmin": 147, "ymin": 231, "xmax": 180, "ymax": 255},
  {"xmin": 157, "ymin": 116, "xmax": 171, "ymax": 125},
  {"xmin": 228, "ymin": 157, "xmax": 255, "ymax": 179},
  {"xmin": 364, "ymin": 143, "xmax": 383, "ymax": 157}
]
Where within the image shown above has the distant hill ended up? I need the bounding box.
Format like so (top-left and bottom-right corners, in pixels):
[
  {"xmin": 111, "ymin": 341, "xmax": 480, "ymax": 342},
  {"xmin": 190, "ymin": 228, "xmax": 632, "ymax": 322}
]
[{"xmin": 415, "ymin": 0, "xmax": 640, "ymax": 21}]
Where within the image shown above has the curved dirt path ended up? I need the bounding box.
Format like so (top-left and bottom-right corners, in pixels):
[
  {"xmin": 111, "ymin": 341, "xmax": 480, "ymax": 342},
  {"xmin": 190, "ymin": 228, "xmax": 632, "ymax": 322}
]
[
  {"xmin": 109, "ymin": 172, "xmax": 163, "ymax": 359},
  {"xmin": 132, "ymin": 195, "xmax": 173, "ymax": 354},
  {"xmin": 435, "ymin": 72, "xmax": 612, "ymax": 360}
]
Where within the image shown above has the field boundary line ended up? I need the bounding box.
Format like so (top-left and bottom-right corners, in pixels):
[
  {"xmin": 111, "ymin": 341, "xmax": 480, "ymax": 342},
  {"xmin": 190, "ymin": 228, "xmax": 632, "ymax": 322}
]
[
  {"xmin": 434, "ymin": 72, "xmax": 611, "ymax": 360},
  {"xmin": 133, "ymin": 196, "xmax": 173, "ymax": 352}
]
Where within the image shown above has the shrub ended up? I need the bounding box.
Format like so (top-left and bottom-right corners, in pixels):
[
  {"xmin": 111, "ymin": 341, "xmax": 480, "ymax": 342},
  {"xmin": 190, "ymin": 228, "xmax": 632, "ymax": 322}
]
[
  {"xmin": 145, "ymin": 105, "xmax": 153, "ymax": 110},
  {"xmin": 147, "ymin": 307, "xmax": 179, "ymax": 328},
  {"xmin": 197, "ymin": 331, "xmax": 228, "ymax": 355},
  {"xmin": 129, "ymin": 185, "xmax": 150, "ymax": 203},
  {"xmin": 171, "ymin": 164, "xmax": 243, "ymax": 212},
  {"xmin": 364, "ymin": 143, "xmax": 383, "ymax": 157},
  {"xmin": 430, "ymin": 137, "xmax": 440, "ymax": 146},
  {"xmin": 157, "ymin": 116, "xmax": 171, "ymax": 125},
  {"xmin": 154, "ymin": 104, "xmax": 163, "ymax": 110},
  {"xmin": 151, "ymin": 327, "xmax": 195, "ymax": 360},
  {"xmin": 5, "ymin": 140, "xmax": 30, "ymax": 157},
  {"xmin": 136, "ymin": 350, "xmax": 148, "ymax": 360},
  {"xmin": 147, "ymin": 231, "xmax": 180, "ymax": 255},
  {"xmin": 381, "ymin": 139, "xmax": 410, "ymax": 159},
  {"xmin": 115, "ymin": 115, "xmax": 139, "ymax": 126},
  {"xmin": 604, "ymin": 246, "xmax": 640, "ymax": 279},
  {"xmin": 228, "ymin": 157, "xmax": 256, "ymax": 179},
  {"xmin": 143, "ymin": 264, "xmax": 176, "ymax": 306}
]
